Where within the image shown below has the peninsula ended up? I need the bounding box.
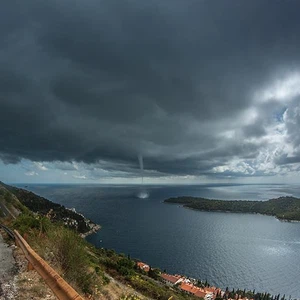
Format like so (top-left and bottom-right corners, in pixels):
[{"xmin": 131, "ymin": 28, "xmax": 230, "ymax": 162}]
[{"xmin": 164, "ymin": 196, "xmax": 300, "ymax": 221}]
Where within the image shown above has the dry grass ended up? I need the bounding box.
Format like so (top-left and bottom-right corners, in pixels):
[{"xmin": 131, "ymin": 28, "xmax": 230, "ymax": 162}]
[{"xmin": 12, "ymin": 247, "xmax": 57, "ymax": 300}]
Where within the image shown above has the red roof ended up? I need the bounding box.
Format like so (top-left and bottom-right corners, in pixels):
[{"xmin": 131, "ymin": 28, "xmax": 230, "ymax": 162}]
[
  {"xmin": 195, "ymin": 290, "xmax": 207, "ymax": 298},
  {"xmin": 180, "ymin": 283, "xmax": 205, "ymax": 295},
  {"xmin": 161, "ymin": 273, "xmax": 182, "ymax": 283},
  {"xmin": 137, "ymin": 262, "xmax": 150, "ymax": 272},
  {"xmin": 205, "ymin": 287, "xmax": 216, "ymax": 293}
]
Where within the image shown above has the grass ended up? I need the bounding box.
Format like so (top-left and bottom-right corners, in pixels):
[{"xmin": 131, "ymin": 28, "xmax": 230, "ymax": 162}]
[
  {"xmin": 47, "ymin": 226, "xmax": 96, "ymax": 293},
  {"xmin": 2, "ymin": 185, "xmax": 196, "ymax": 299},
  {"xmin": 12, "ymin": 212, "xmax": 98, "ymax": 295},
  {"xmin": 11, "ymin": 211, "xmax": 197, "ymax": 299},
  {"xmin": 96, "ymin": 247, "xmax": 198, "ymax": 300}
]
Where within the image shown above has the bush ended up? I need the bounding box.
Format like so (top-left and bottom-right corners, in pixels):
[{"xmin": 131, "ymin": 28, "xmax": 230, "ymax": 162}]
[
  {"xmin": 13, "ymin": 213, "xmax": 97, "ymax": 294},
  {"xmin": 13, "ymin": 213, "xmax": 41, "ymax": 234},
  {"xmin": 4, "ymin": 191, "xmax": 13, "ymax": 203},
  {"xmin": 13, "ymin": 213, "xmax": 52, "ymax": 236},
  {"xmin": 102, "ymin": 274, "xmax": 110, "ymax": 285},
  {"xmin": 47, "ymin": 226, "xmax": 95, "ymax": 293}
]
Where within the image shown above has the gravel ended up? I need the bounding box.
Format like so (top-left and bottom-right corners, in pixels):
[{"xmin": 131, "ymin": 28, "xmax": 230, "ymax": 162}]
[{"xmin": 0, "ymin": 234, "xmax": 17, "ymax": 299}]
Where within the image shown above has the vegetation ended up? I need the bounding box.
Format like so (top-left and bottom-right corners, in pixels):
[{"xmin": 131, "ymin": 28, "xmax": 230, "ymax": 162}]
[
  {"xmin": 1, "ymin": 182, "xmax": 197, "ymax": 299},
  {"xmin": 0, "ymin": 185, "xmax": 29, "ymax": 217},
  {"xmin": 1, "ymin": 181, "xmax": 97, "ymax": 234},
  {"xmin": 165, "ymin": 196, "xmax": 300, "ymax": 221},
  {"xmin": 95, "ymin": 247, "xmax": 197, "ymax": 300},
  {"xmin": 220, "ymin": 287, "xmax": 287, "ymax": 300},
  {"xmin": 1, "ymin": 182, "xmax": 293, "ymax": 299},
  {"xmin": 10, "ymin": 210, "xmax": 196, "ymax": 299},
  {"xmin": 12, "ymin": 212, "xmax": 97, "ymax": 294}
]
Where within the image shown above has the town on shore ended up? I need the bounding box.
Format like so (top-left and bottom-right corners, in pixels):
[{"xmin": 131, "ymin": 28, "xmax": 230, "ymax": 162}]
[{"xmin": 137, "ymin": 261, "xmax": 276, "ymax": 300}]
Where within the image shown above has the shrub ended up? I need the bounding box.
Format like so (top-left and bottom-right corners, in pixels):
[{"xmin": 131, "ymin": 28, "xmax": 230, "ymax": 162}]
[
  {"xmin": 13, "ymin": 213, "xmax": 52, "ymax": 236},
  {"xmin": 13, "ymin": 213, "xmax": 40, "ymax": 234},
  {"xmin": 47, "ymin": 226, "xmax": 95, "ymax": 293}
]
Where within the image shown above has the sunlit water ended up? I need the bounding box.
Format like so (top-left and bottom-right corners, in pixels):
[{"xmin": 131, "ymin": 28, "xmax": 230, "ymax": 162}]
[{"xmin": 21, "ymin": 184, "xmax": 300, "ymax": 297}]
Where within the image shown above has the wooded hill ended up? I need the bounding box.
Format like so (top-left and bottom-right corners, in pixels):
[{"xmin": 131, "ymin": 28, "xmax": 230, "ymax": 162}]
[
  {"xmin": 164, "ymin": 196, "xmax": 300, "ymax": 221},
  {"xmin": 0, "ymin": 181, "xmax": 97, "ymax": 234}
]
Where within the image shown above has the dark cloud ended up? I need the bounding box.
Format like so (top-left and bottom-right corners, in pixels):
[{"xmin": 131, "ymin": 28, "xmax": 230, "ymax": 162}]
[{"xmin": 1, "ymin": 0, "xmax": 300, "ymax": 179}]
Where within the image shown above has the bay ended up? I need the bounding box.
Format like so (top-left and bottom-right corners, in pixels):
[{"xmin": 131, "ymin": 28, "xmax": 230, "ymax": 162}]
[{"xmin": 21, "ymin": 183, "xmax": 300, "ymax": 298}]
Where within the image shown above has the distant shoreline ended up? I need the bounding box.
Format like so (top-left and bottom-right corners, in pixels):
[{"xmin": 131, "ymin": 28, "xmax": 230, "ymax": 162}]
[
  {"xmin": 184, "ymin": 205, "xmax": 300, "ymax": 222},
  {"xmin": 164, "ymin": 196, "xmax": 300, "ymax": 222}
]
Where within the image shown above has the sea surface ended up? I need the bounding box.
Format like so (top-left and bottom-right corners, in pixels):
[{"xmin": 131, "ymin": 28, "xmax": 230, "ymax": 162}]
[{"xmin": 19, "ymin": 183, "xmax": 300, "ymax": 297}]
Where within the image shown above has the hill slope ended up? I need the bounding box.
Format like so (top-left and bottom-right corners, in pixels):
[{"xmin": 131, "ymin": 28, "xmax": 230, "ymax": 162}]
[
  {"xmin": 0, "ymin": 181, "xmax": 99, "ymax": 234},
  {"xmin": 0, "ymin": 182, "xmax": 198, "ymax": 299},
  {"xmin": 0, "ymin": 183, "xmax": 25, "ymax": 219}
]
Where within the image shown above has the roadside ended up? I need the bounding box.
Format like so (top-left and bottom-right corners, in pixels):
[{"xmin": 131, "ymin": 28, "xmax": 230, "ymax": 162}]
[
  {"xmin": 11, "ymin": 246, "xmax": 57, "ymax": 300},
  {"xmin": 0, "ymin": 233, "xmax": 16, "ymax": 299},
  {"xmin": 0, "ymin": 229, "xmax": 57, "ymax": 300},
  {"xmin": 1, "ymin": 228, "xmax": 147, "ymax": 300}
]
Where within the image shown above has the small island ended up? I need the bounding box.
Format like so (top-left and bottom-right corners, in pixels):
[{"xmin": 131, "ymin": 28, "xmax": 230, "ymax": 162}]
[{"xmin": 164, "ymin": 196, "xmax": 300, "ymax": 221}]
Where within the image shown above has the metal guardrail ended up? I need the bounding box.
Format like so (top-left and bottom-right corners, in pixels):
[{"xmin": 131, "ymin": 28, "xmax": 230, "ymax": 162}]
[
  {"xmin": 0, "ymin": 224, "xmax": 15, "ymax": 240},
  {"xmin": 14, "ymin": 230, "xmax": 83, "ymax": 300}
]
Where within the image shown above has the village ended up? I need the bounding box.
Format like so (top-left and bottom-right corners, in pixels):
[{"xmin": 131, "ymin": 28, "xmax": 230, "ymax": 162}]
[{"xmin": 137, "ymin": 261, "xmax": 255, "ymax": 300}]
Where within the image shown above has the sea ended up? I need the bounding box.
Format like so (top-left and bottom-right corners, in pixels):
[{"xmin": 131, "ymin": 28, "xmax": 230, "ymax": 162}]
[{"xmin": 18, "ymin": 183, "xmax": 300, "ymax": 298}]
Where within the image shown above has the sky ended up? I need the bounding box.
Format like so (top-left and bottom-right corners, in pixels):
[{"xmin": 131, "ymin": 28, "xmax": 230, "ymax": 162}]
[{"xmin": 1, "ymin": 0, "xmax": 300, "ymax": 184}]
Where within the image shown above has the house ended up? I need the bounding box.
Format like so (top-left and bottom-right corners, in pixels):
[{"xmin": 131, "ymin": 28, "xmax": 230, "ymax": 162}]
[
  {"xmin": 136, "ymin": 261, "xmax": 150, "ymax": 272},
  {"xmin": 204, "ymin": 287, "xmax": 217, "ymax": 293},
  {"xmin": 195, "ymin": 290, "xmax": 207, "ymax": 298},
  {"xmin": 204, "ymin": 292, "xmax": 214, "ymax": 300},
  {"xmin": 180, "ymin": 283, "xmax": 209, "ymax": 297},
  {"xmin": 161, "ymin": 273, "xmax": 183, "ymax": 286},
  {"xmin": 180, "ymin": 283, "xmax": 199, "ymax": 294}
]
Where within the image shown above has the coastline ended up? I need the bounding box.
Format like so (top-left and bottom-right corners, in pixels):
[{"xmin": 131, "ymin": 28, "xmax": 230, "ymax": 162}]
[
  {"xmin": 168, "ymin": 202, "xmax": 300, "ymax": 223},
  {"xmin": 66, "ymin": 207, "xmax": 101, "ymax": 237},
  {"xmin": 80, "ymin": 223, "xmax": 101, "ymax": 238}
]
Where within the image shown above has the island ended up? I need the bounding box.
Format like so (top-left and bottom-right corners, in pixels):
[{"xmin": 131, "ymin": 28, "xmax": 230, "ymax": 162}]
[{"xmin": 164, "ymin": 196, "xmax": 300, "ymax": 221}]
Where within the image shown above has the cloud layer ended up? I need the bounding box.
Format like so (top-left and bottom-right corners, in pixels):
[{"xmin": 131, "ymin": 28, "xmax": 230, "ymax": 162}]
[{"xmin": 1, "ymin": 0, "xmax": 300, "ymax": 182}]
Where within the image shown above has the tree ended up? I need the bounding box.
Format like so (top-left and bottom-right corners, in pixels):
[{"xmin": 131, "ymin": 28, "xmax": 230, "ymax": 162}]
[{"xmin": 148, "ymin": 267, "xmax": 160, "ymax": 280}]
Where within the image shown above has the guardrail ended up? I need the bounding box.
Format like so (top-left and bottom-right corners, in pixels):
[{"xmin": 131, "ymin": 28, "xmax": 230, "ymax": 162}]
[
  {"xmin": 0, "ymin": 224, "xmax": 15, "ymax": 239},
  {"xmin": 14, "ymin": 230, "xmax": 83, "ymax": 300}
]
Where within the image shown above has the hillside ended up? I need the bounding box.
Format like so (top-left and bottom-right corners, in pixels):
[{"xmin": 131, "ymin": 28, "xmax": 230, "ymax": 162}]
[
  {"xmin": 0, "ymin": 181, "xmax": 99, "ymax": 234},
  {"xmin": 164, "ymin": 196, "xmax": 300, "ymax": 221},
  {"xmin": 0, "ymin": 183, "xmax": 200, "ymax": 299},
  {"xmin": 0, "ymin": 183, "xmax": 25, "ymax": 219},
  {"xmin": 1, "ymin": 183, "xmax": 288, "ymax": 299}
]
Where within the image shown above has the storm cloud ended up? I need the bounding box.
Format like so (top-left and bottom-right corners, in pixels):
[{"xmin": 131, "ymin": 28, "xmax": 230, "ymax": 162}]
[{"xmin": 1, "ymin": 0, "xmax": 300, "ymax": 182}]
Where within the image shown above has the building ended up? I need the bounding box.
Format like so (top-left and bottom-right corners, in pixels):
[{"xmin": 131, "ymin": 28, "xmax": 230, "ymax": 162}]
[
  {"xmin": 180, "ymin": 283, "xmax": 200, "ymax": 294},
  {"xmin": 195, "ymin": 290, "xmax": 207, "ymax": 298},
  {"xmin": 161, "ymin": 273, "xmax": 183, "ymax": 286},
  {"xmin": 136, "ymin": 261, "xmax": 150, "ymax": 272},
  {"xmin": 204, "ymin": 292, "xmax": 214, "ymax": 300}
]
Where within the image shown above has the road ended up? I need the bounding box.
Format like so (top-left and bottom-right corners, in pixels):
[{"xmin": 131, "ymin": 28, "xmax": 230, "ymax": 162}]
[{"xmin": 0, "ymin": 233, "xmax": 15, "ymax": 298}]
